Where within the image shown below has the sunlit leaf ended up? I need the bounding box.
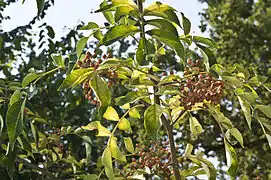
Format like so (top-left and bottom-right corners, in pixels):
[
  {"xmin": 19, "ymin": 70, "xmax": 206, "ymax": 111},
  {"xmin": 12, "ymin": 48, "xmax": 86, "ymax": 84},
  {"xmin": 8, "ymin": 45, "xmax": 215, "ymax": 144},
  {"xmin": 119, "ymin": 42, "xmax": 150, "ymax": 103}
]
[
  {"xmin": 189, "ymin": 117, "xmax": 203, "ymax": 136},
  {"xmin": 99, "ymin": 25, "xmax": 139, "ymax": 46},
  {"xmin": 144, "ymin": 2, "xmax": 180, "ymax": 26},
  {"xmin": 226, "ymin": 128, "xmax": 244, "ymax": 148},
  {"xmin": 51, "ymin": 53, "xmax": 65, "ymax": 67},
  {"xmin": 222, "ymin": 76, "xmax": 243, "ymax": 88},
  {"xmin": 109, "ymin": 137, "xmax": 126, "ymax": 162},
  {"xmin": 129, "ymin": 108, "xmax": 140, "ymax": 119},
  {"xmin": 99, "ymin": 1, "xmax": 115, "ymax": 24},
  {"xmin": 103, "ymin": 106, "xmax": 119, "ymax": 121},
  {"xmin": 224, "ymin": 138, "xmax": 238, "ymax": 177},
  {"xmin": 76, "ymin": 37, "xmax": 89, "ymax": 58},
  {"xmin": 238, "ymin": 96, "xmax": 252, "ymax": 130},
  {"xmin": 255, "ymin": 105, "xmax": 271, "ymax": 118},
  {"xmin": 102, "ymin": 147, "xmax": 114, "ymax": 179},
  {"xmin": 124, "ymin": 137, "xmax": 135, "ymax": 153},
  {"xmin": 118, "ymin": 118, "xmax": 132, "ymax": 132}
]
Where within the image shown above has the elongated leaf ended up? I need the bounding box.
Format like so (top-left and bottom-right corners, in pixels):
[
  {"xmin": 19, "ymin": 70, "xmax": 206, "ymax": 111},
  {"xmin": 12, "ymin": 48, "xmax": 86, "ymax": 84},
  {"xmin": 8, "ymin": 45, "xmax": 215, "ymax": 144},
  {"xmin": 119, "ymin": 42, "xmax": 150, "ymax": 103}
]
[
  {"xmin": 136, "ymin": 38, "xmax": 155, "ymax": 65},
  {"xmin": 22, "ymin": 73, "xmax": 41, "ymax": 87},
  {"xmin": 81, "ymin": 121, "xmax": 111, "ymax": 137},
  {"xmin": 83, "ymin": 174, "xmax": 98, "ymax": 180},
  {"xmin": 51, "ymin": 54, "xmax": 65, "ymax": 67},
  {"xmin": 58, "ymin": 68, "xmax": 92, "ymax": 90},
  {"xmin": 189, "ymin": 117, "xmax": 203, "ymax": 136},
  {"xmin": 184, "ymin": 143, "xmax": 194, "ymax": 156},
  {"xmin": 193, "ymin": 36, "xmax": 216, "ymax": 48},
  {"xmin": 4, "ymin": 145, "xmax": 17, "ymax": 179},
  {"xmin": 224, "ymin": 139, "xmax": 238, "ymax": 177},
  {"xmin": 181, "ymin": 13, "xmax": 191, "ymax": 35},
  {"xmin": 255, "ymin": 105, "xmax": 271, "ymax": 118},
  {"xmin": 144, "ymin": 104, "xmax": 163, "ymax": 137},
  {"xmin": 144, "ymin": 2, "xmax": 180, "ymax": 26},
  {"xmin": 118, "ymin": 118, "xmax": 132, "ymax": 132},
  {"xmin": 102, "ymin": 147, "xmax": 114, "ymax": 179},
  {"xmin": 6, "ymin": 97, "xmax": 26, "ymax": 150},
  {"xmin": 83, "ymin": 136, "xmax": 92, "ymax": 164},
  {"xmin": 99, "ymin": 25, "xmax": 139, "ymax": 46},
  {"xmin": 80, "ymin": 22, "xmax": 99, "ymax": 30},
  {"xmin": 238, "ymin": 96, "xmax": 252, "ymax": 130},
  {"xmin": 124, "ymin": 137, "xmax": 134, "ymax": 153},
  {"xmin": 222, "ymin": 76, "xmax": 243, "ymax": 88},
  {"xmin": 115, "ymin": 91, "xmax": 149, "ymax": 106},
  {"xmin": 76, "ymin": 37, "xmax": 89, "ymax": 58},
  {"xmin": 109, "ymin": 137, "xmax": 126, "ymax": 162},
  {"xmin": 198, "ymin": 44, "xmax": 216, "ymax": 71},
  {"xmin": 146, "ymin": 29, "xmax": 184, "ymax": 60},
  {"xmin": 30, "ymin": 122, "xmax": 38, "ymax": 146},
  {"xmin": 146, "ymin": 19, "xmax": 178, "ymax": 36},
  {"xmin": 9, "ymin": 90, "xmax": 22, "ymax": 106},
  {"xmin": 0, "ymin": 115, "xmax": 3, "ymax": 138},
  {"xmin": 89, "ymin": 75, "xmax": 111, "ymax": 108},
  {"xmin": 265, "ymin": 134, "xmax": 271, "ymax": 149},
  {"xmin": 226, "ymin": 128, "xmax": 244, "ymax": 148},
  {"xmin": 99, "ymin": 1, "xmax": 115, "ymax": 24},
  {"xmin": 36, "ymin": 0, "xmax": 44, "ymax": 18},
  {"xmin": 103, "ymin": 106, "xmax": 119, "ymax": 121}
]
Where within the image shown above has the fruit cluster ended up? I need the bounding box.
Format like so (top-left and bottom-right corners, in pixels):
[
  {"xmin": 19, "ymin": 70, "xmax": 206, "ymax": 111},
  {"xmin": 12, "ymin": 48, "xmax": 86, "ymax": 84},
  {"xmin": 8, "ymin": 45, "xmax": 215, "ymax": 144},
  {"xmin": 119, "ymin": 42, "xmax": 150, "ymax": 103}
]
[
  {"xmin": 78, "ymin": 51, "xmax": 117, "ymax": 104},
  {"xmin": 124, "ymin": 141, "xmax": 172, "ymax": 178},
  {"xmin": 179, "ymin": 59, "xmax": 224, "ymax": 110}
]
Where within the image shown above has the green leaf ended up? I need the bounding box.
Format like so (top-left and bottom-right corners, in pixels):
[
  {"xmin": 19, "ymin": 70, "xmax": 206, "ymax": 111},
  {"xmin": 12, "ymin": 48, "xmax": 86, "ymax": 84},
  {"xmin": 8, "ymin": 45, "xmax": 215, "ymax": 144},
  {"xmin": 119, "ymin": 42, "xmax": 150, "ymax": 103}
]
[
  {"xmin": 224, "ymin": 139, "xmax": 238, "ymax": 178},
  {"xmin": 198, "ymin": 45, "xmax": 216, "ymax": 71},
  {"xmin": 136, "ymin": 38, "xmax": 155, "ymax": 65},
  {"xmin": 51, "ymin": 54, "xmax": 65, "ymax": 67},
  {"xmin": 146, "ymin": 29, "xmax": 184, "ymax": 60},
  {"xmin": 124, "ymin": 137, "xmax": 135, "ymax": 153},
  {"xmin": 30, "ymin": 122, "xmax": 38, "ymax": 146},
  {"xmin": 181, "ymin": 13, "xmax": 191, "ymax": 35},
  {"xmin": 89, "ymin": 75, "xmax": 111, "ymax": 108},
  {"xmin": 4, "ymin": 145, "xmax": 17, "ymax": 179},
  {"xmin": 6, "ymin": 97, "xmax": 26, "ymax": 150},
  {"xmin": 22, "ymin": 73, "xmax": 41, "ymax": 87},
  {"xmin": 109, "ymin": 137, "xmax": 126, "ymax": 162},
  {"xmin": 80, "ymin": 22, "xmax": 99, "ymax": 30},
  {"xmin": 129, "ymin": 108, "xmax": 140, "ymax": 119},
  {"xmin": 255, "ymin": 105, "xmax": 271, "ymax": 118},
  {"xmin": 265, "ymin": 134, "xmax": 271, "ymax": 149},
  {"xmin": 99, "ymin": 1, "xmax": 115, "ymax": 24},
  {"xmin": 102, "ymin": 147, "xmax": 114, "ymax": 179},
  {"xmin": 221, "ymin": 76, "xmax": 243, "ymax": 88},
  {"xmin": 83, "ymin": 136, "xmax": 92, "ymax": 164},
  {"xmin": 9, "ymin": 90, "xmax": 22, "ymax": 106},
  {"xmin": 189, "ymin": 117, "xmax": 203, "ymax": 136},
  {"xmin": 83, "ymin": 174, "xmax": 98, "ymax": 180},
  {"xmin": 115, "ymin": 91, "xmax": 149, "ymax": 106},
  {"xmin": 58, "ymin": 68, "xmax": 92, "ymax": 90},
  {"xmin": 103, "ymin": 106, "xmax": 119, "ymax": 121},
  {"xmin": 227, "ymin": 128, "xmax": 244, "ymax": 148},
  {"xmin": 76, "ymin": 37, "xmax": 89, "ymax": 58},
  {"xmin": 46, "ymin": 25, "xmax": 55, "ymax": 39},
  {"xmin": 144, "ymin": 104, "xmax": 163, "ymax": 137},
  {"xmin": 0, "ymin": 115, "xmax": 3, "ymax": 138},
  {"xmin": 81, "ymin": 121, "xmax": 111, "ymax": 137},
  {"xmin": 99, "ymin": 25, "xmax": 139, "ymax": 46},
  {"xmin": 98, "ymin": 58, "xmax": 122, "ymax": 70},
  {"xmin": 36, "ymin": 0, "xmax": 44, "ymax": 18},
  {"xmin": 144, "ymin": 2, "xmax": 180, "ymax": 26},
  {"xmin": 184, "ymin": 143, "xmax": 194, "ymax": 156},
  {"xmin": 146, "ymin": 19, "xmax": 179, "ymax": 36},
  {"xmin": 237, "ymin": 96, "xmax": 252, "ymax": 130},
  {"xmin": 198, "ymin": 157, "xmax": 217, "ymax": 180},
  {"xmin": 118, "ymin": 118, "xmax": 132, "ymax": 132},
  {"xmin": 193, "ymin": 36, "xmax": 216, "ymax": 48}
]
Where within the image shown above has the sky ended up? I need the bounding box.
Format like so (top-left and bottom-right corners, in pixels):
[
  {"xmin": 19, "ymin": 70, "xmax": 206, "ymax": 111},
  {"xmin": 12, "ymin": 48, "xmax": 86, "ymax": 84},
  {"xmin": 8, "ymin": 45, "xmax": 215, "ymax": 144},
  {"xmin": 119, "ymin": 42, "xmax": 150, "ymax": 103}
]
[{"xmin": 1, "ymin": 0, "xmax": 208, "ymax": 39}]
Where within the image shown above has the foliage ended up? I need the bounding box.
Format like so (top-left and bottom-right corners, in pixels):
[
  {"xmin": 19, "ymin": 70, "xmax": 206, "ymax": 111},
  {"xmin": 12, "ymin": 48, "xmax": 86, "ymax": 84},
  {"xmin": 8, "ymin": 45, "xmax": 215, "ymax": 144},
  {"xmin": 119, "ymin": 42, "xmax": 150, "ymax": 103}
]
[{"xmin": 0, "ymin": 0, "xmax": 270, "ymax": 179}]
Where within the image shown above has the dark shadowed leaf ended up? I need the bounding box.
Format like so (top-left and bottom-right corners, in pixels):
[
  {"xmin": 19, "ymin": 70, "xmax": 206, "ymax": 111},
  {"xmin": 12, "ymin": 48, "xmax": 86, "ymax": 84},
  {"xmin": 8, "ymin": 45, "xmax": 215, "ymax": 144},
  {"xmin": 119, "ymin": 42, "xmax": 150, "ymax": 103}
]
[
  {"xmin": 144, "ymin": 104, "xmax": 163, "ymax": 137},
  {"xmin": 181, "ymin": 13, "xmax": 191, "ymax": 35}
]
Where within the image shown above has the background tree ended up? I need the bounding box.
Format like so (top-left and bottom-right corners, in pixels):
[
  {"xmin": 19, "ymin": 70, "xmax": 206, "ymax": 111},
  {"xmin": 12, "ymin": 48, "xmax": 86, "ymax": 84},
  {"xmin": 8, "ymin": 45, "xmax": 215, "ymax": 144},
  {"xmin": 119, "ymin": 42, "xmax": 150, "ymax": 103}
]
[{"xmin": 198, "ymin": 0, "xmax": 271, "ymax": 178}]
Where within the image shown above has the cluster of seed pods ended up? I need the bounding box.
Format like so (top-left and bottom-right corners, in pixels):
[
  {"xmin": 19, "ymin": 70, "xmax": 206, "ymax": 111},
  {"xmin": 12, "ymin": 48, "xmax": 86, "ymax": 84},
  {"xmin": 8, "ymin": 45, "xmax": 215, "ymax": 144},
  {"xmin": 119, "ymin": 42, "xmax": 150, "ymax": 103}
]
[
  {"xmin": 77, "ymin": 51, "xmax": 117, "ymax": 105},
  {"xmin": 124, "ymin": 141, "xmax": 173, "ymax": 178}
]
